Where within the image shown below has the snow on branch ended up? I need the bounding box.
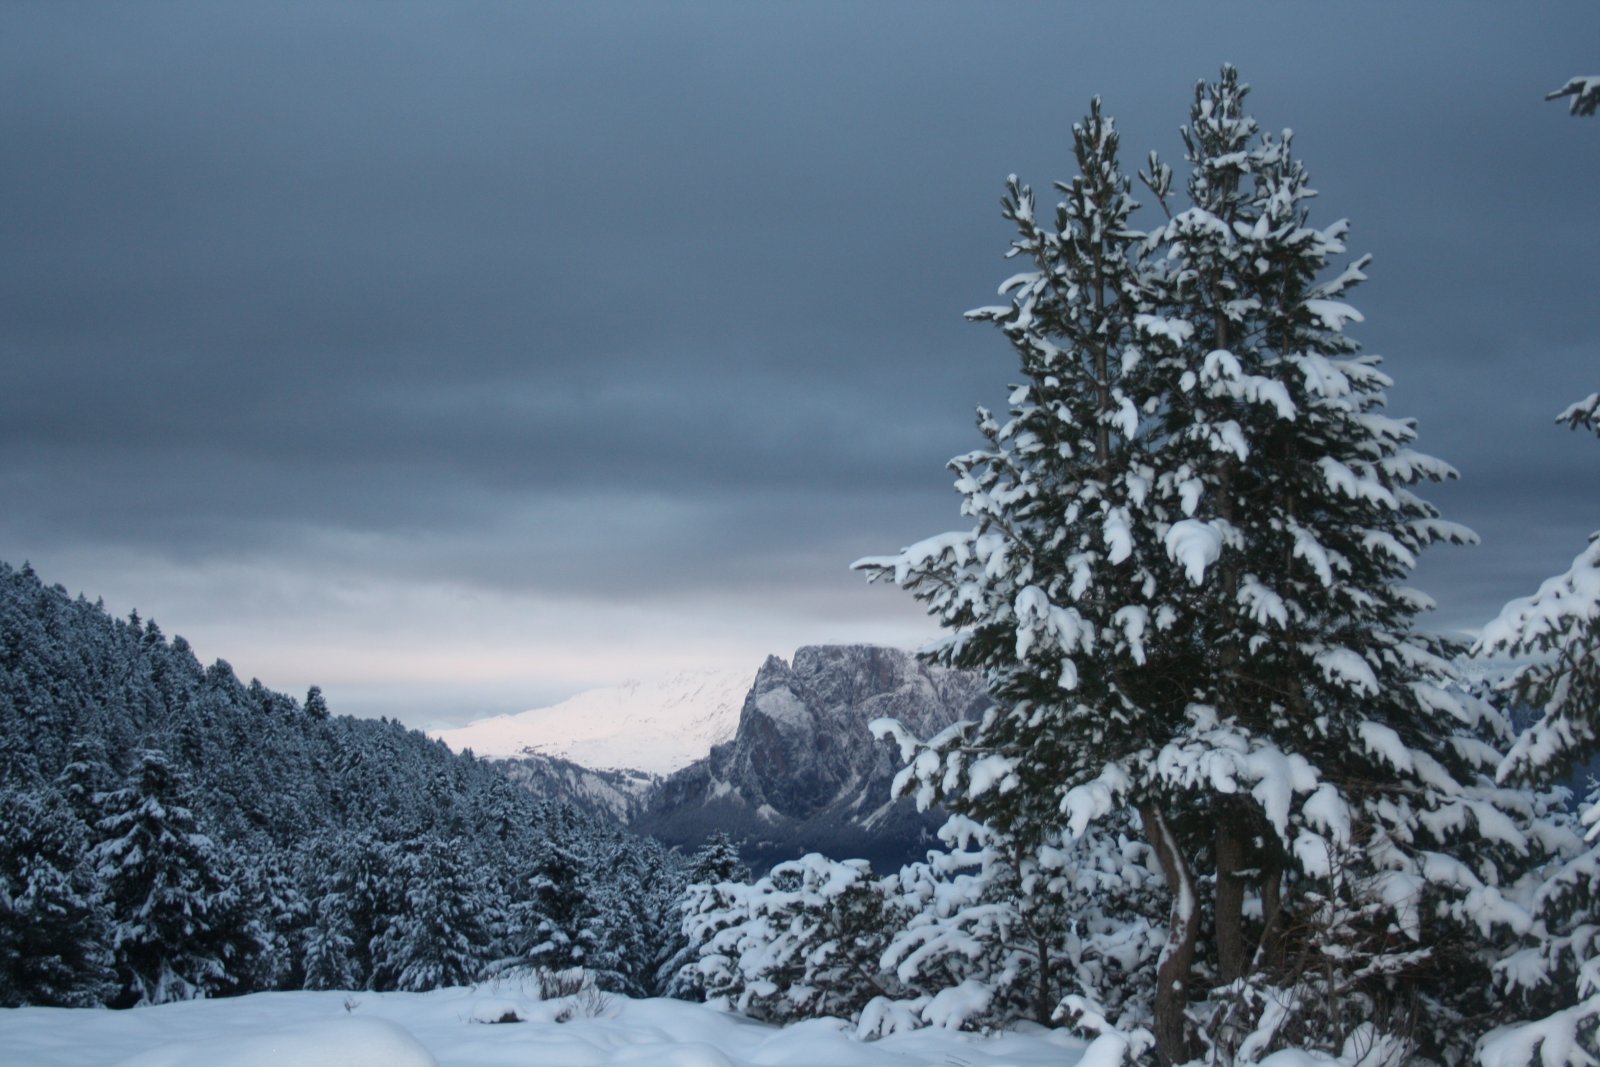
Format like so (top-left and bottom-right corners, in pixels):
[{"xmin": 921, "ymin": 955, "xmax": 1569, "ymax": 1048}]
[
  {"xmin": 1557, "ymin": 392, "xmax": 1600, "ymax": 434},
  {"xmin": 1164, "ymin": 519, "xmax": 1226, "ymax": 584},
  {"xmin": 1548, "ymin": 76, "xmax": 1600, "ymax": 117}
]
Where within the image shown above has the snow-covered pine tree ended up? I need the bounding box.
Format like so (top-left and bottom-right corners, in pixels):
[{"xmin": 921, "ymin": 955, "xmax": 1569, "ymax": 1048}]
[
  {"xmin": 684, "ymin": 853, "xmax": 907, "ymax": 1025},
  {"xmin": 675, "ymin": 877, "xmax": 748, "ymax": 1002},
  {"xmin": 302, "ymin": 892, "xmax": 361, "ymax": 992},
  {"xmin": 55, "ymin": 738, "xmax": 109, "ymax": 824},
  {"xmin": 860, "ymin": 70, "xmax": 1534, "ymax": 1065},
  {"xmin": 307, "ymin": 828, "xmax": 410, "ymax": 990},
  {"xmin": 876, "ymin": 814, "xmax": 1162, "ymax": 1036},
  {"xmin": 663, "ymin": 832, "xmax": 753, "ymax": 999},
  {"xmin": 517, "ymin": 832, "xmax": 598, "ymax": 973},
  {"xmin": 857, "ymin": 93, "xmax": 1206, "ymax": 1058},
  {"xmin": 0, "ymin": 787, "xmax": 112, "ymax": 1007},
  {"xmin": 304, "ymin": 685, "xmax": 329, "ymax": 719},
  {"xmin": 860, "ymin": 95, "xmax": 1170, "ymax": 841},
  {"xmin": 371, "ymin": 834, "xmax": 497, "ymax": 992},
  {"xmin": 1136, "ymin": 67, "xmax": 1536, "ymax": 1061},
  {"xmin": 1482, "ymin": 397, "xmax": 1600, "ymax": 789},
  {"xmin": 590, "ymin": 835, "xmax": 687, "ymax": 998},
  {"xmin": 233, "ymin": 844, "xmax": 309, "ymax": 991},
  {"xmin": 1475, "ymin": 394, "xmax": 1600, "ymax": 1067},
  {"xmin": 92, "ymin": 749, "xmax": 250, "ymax": 1006},
  {"xmin": 688, "ymin": 831, "xmax": 750, "ymax": 887}
]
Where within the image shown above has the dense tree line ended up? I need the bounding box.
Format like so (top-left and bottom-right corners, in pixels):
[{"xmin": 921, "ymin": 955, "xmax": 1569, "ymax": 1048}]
[{"xmin": 0, "ymin": 560, "xmax": 694, "ymax": 1008}]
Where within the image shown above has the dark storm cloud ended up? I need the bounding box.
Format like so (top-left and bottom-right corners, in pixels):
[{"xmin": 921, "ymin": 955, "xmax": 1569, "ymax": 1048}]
[
  {"xmin": 1, "ymin": 2, "xmax": 1013, "ymax": 606},
  {"xmin": 3, "ymin": 2, "xmax": 1598, "ymax": 719}
]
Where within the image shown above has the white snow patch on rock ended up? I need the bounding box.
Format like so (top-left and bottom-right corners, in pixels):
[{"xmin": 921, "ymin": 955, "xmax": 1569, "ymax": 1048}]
[{"xmin": 754, "ymin": 687, "xmax": 811, "ymax": 729}]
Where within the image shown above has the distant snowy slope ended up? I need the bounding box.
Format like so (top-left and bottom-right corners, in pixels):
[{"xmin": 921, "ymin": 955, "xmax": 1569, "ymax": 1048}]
[{"xmin": 429, "ymin": 668, "xmax": 754, "ymax": 775}]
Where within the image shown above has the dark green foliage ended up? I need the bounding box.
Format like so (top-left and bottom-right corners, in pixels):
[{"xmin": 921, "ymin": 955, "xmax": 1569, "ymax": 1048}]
[
  {"xmin": 92, "ymin": 750, "xmax": 253, "ymax": 1007},
  {"xmin": 0, "ymin": 787, "xmax": 113, "ymax": 1007},
  {"xmin": 371, "ymin": 835, "xmax": 500, "ymax": 992},
  {"xmin": 688, "ymin": 831, "xmax": 750, "ymax": 887},
  {"xmin": 304, "ymin": 685, "xmax": 329, "ymax": 719}
]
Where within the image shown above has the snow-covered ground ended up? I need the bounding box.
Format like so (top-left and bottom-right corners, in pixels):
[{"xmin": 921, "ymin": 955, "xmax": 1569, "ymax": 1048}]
[
  {"xmin": 0, "ymin": 986, "xmax": 1095, "ymax": 1067},
  {"xmin": 429, "ymin": 668, "xmax": 753, "ymax": 775}
]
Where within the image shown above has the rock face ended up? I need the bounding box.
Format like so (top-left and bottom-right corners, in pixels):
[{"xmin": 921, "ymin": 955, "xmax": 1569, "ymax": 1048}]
[
  {"xmin": 496, "ymin": 753, "xmax": 657, "ymax": 824},
  {"xmin": 633, "ymin": 645, "xmax": 989, "ymax": 871}
]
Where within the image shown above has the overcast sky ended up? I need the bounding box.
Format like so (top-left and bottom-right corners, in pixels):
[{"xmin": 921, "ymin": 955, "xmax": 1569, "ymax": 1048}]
[{"xmin": 3, "ymin": 3, "xmax": 1597, "ymax": 728}]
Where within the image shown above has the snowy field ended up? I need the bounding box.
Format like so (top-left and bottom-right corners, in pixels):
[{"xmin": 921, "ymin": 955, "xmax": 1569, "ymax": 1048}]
[{"xmin": 0, "ymin": 986, "xmax": 1095, "ymax": 1067}]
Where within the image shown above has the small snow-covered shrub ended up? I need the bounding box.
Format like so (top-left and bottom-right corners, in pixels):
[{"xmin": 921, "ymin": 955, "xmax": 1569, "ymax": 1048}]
[
  {"xmin": 538, "ymin": 966, "xmax": 591, "ymax": 1001},
  {"xmin": 683, "ymin": 853, "xmax": 910, "ymax": 1025},
  {"xmin": 680, "ymin": 817, "xmax": 1161, "ymax": 1040},
  {"xmin": 882, "ymin": 815, "xmax": 1161, "ymax": 1036}
]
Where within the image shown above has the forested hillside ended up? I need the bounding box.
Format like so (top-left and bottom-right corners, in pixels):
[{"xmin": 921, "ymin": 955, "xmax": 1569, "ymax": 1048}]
[{"xmin": 0, "ymin": 560, "xmax": 691, "ymax": 1009}]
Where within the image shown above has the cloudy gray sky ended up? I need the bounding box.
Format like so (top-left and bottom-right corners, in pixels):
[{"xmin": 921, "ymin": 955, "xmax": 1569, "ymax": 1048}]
[{"xmin": 4, "ymin": 3, "xmax": 1597, "ymax": 727}]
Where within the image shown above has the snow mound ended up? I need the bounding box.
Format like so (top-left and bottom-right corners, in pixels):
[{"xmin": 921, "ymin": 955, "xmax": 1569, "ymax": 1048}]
[
  {"xmin": 113, "ymin": 1016, "xmax": 435, "ymax": 1067},
  {"xmin": 0, "ymin": 986, "xmax": 1091, "ymax": 1067}
]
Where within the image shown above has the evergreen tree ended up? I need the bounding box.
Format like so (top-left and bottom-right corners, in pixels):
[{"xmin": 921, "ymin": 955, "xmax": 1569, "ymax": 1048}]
[
  {"xmin": 549, "ymin": 830, "xmax": 682, "ymax": 997},
  {"xmin": 1482, "ymin": 395, "xmax": 1600, "ymax": 788},
  {"xmin": 687, "ymin": 831, "xmax": 750, "ymax": 887},
  {"xmin": 55, "ymin": 738, "xmax": 110, "ymax": 824},
  {"xmin": 0, "ymin": 788, "xmax": 113, "ymax": 1007},
  {"xmin": 670, "ymin": 838, "xmax": 753, "ymax": 1001},
  {"xmin": 306, "ymin": 828, "xmax": 406, "ymax": 990},
  {"xmin": 304, "ymin": 685, "xmax": 329, "ymax": 720},
  {"xmin": 684, "ymin": 854, "xmax": 908, "ymax": 1025},
  {"xmin": 882, "ymin": 814, "xmax": 1161, "ymax": 1035},
  {"xmin": 371, "ymin": 835, "xmax": 496, "ymax": 992},
  {"xmin": 1137, "ymin": 67, "xmax": 1530, "ymax": 1062},
  {"xmin": 861, "ymin": 94, "xmax": 1171, "ymax": 845},
  {"xmin": 860, "ymin": 70, "xmax": 1532, "ymax": 1065},
  {"xmin": 231, "ymin": 844, "xmax": 308, "ymax": 991},
  {"xmin": 302, "ymin": 894, "xmax": 361, "ymax": 992},
  {"xmin": 1476, "ymin": 394, "xmax": 1600, "ymax": 1066},
  {"xmin": 92, "ymin": 749, "xmax": 248, "ymax": 1006}
]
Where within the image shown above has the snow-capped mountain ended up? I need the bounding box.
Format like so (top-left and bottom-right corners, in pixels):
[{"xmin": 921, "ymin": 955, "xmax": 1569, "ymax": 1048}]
[
  {"xmin": 429, "ymin": 668, "xmax": 754, "ymax": 777},
  {"xmin": 635, "ymin": 645, "xmax": 990, "ymax": 870}
]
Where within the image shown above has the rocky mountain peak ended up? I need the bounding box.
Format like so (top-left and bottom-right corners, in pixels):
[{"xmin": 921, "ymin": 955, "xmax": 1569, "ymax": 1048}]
[{"xmin": 636, "ymin": 643, "xmax": 990, "ymax": 870}]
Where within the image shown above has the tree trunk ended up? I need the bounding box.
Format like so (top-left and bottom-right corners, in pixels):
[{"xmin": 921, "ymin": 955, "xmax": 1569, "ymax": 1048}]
[
  {"xmin": 1215, "ymin": 801, "xmax": 1249, "ymax": 986},
  {"xmin": 1256, "ymin": 852, "xmax": 1286, "ymax": 977},
  {"xmin": 1141, "ymin": 801, "xmax": 1199, "ymax": 1066},
  {"xmin": 1036, "ymin": 931, "xmax": 1053, "ymax": 1026}
]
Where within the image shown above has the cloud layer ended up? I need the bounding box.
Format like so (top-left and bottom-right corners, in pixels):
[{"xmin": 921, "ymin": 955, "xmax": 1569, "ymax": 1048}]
[{"xmin": 4, "ymin": 4, "xmax": 1597, "ymax": 724}]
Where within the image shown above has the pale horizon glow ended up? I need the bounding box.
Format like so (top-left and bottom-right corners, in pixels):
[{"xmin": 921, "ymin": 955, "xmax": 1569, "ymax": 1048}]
[{"xmin": 16, "ymin": 545, "xmax": 940, "ymax": 728}]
